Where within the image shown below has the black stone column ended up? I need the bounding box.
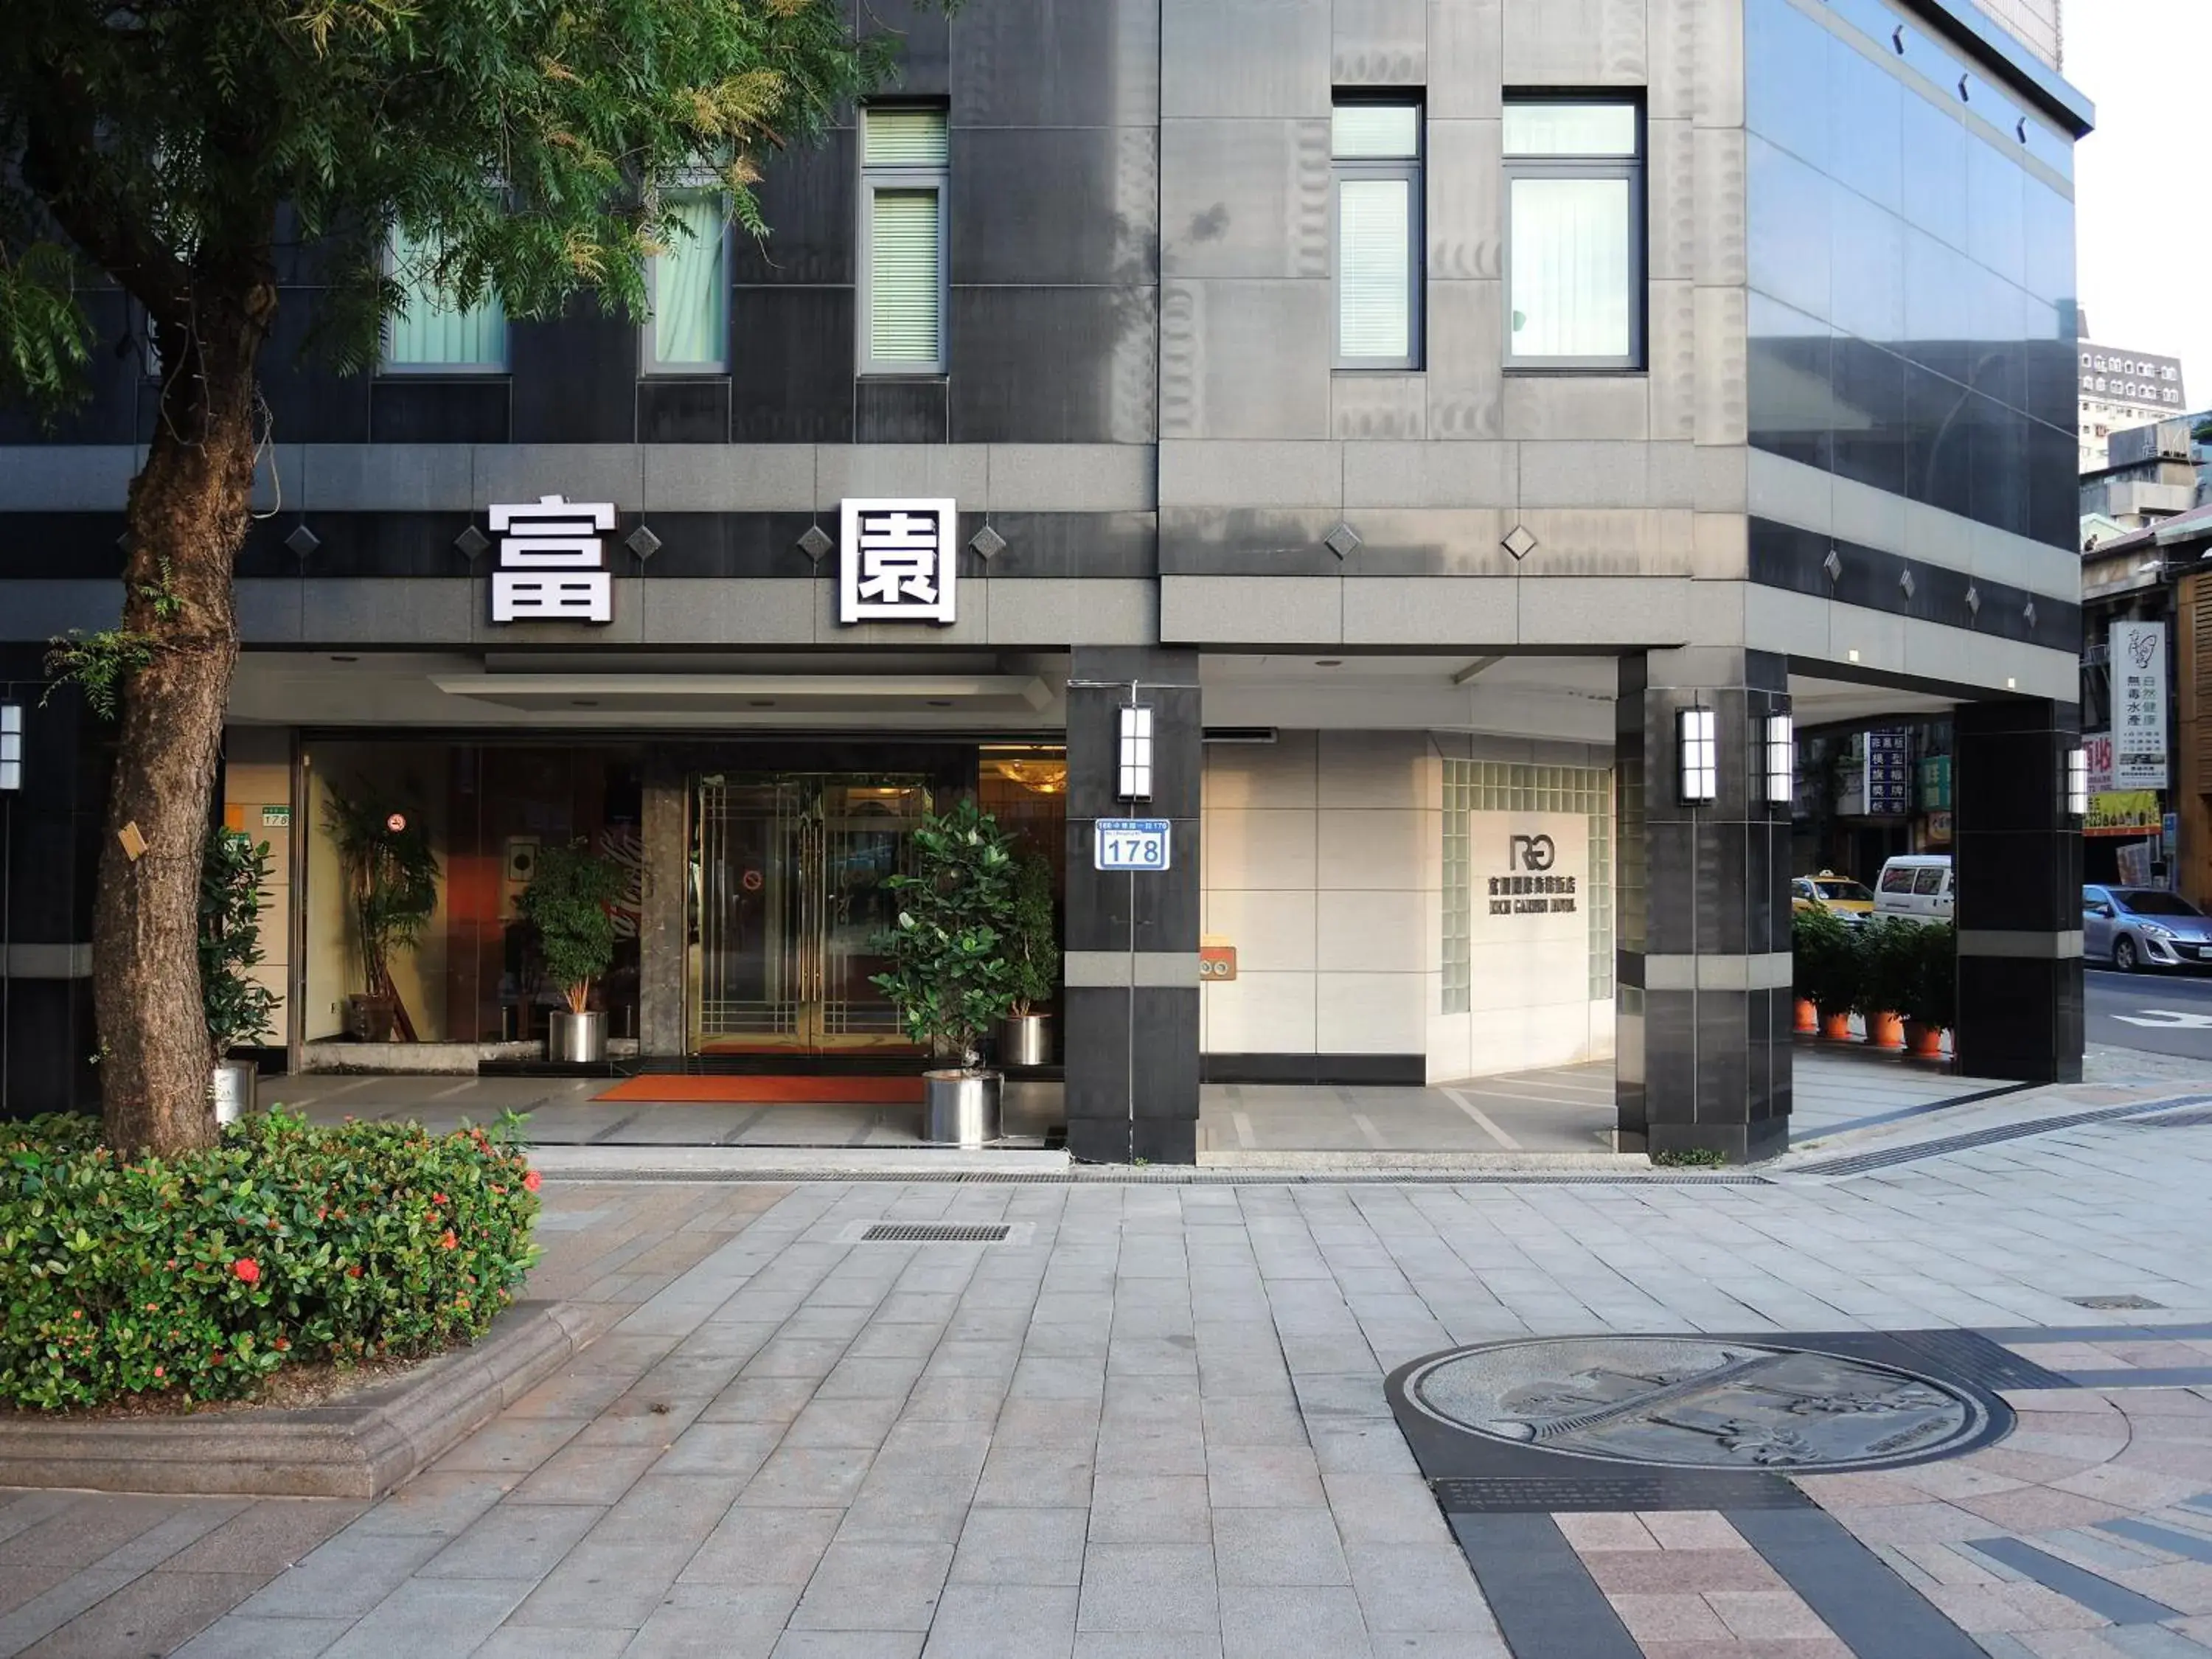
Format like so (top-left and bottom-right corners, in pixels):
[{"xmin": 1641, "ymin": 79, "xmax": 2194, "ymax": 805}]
[
  {"xmin": 1952, "ymin": 699, "xmax": 2084, "ymax": 1082},
  {"xmin": 1062, "ymin": 647, "xmax": 1201, "ymax": 1165},
  {"xmin": 0, "ymin": 651, "xmax": 103, "ymax": 1119},
  {"xmin": 1616, "ymin": 649, "xmax": 1794, "ymax": 1162}
]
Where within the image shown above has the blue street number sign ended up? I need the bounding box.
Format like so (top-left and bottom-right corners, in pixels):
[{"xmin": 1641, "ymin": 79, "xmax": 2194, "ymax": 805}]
[{"xmin": 1095, "ymin": 818, "xmax": 1172, "ymax": 872}]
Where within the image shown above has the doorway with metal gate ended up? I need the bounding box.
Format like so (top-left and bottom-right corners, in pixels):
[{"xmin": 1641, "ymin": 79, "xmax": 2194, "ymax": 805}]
[{"xmin": 687, "ymin": 773, "xmax": 933, "ymax": 1054}]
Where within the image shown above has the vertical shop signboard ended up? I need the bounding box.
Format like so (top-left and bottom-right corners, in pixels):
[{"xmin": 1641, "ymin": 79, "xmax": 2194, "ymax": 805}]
[
  {"xmin": 1863, "ymin": 731, "xmax": 1910, "ymax": 816},
  {"xmin": 2111, "ymin": 621, "xmax": 2168, "ymax": 789}
]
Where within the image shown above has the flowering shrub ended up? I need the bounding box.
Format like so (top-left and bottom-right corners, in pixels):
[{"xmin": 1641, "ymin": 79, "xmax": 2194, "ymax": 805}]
[{"xmin": 0, "ymin": 1107, "xmax": 540, "ymax": 1410}]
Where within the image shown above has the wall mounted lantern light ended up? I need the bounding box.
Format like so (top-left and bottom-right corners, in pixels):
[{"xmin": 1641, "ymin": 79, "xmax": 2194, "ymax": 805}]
[
  {"xmin": 1118, "ymin": 704, "xmax": 1154, "ymax": 801},
  {"xmin": 1761, "ymin": 713, "xmax": 1795, "ymax": 807},
  {"xmin": 2065, "ymin": 746, "xmax": 2088, "ymax": 818},
  {"xmin": 1677, "ymin": 706, "xmax": 1717, "ymax": 804},
  {"xmin": 0, "ymin": 704, "xmax": 21, "ymax": 793}
]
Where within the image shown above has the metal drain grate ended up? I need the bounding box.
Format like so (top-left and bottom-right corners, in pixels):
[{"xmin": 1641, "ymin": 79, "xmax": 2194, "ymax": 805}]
[
  {"xmin": 858, "ymin": 1222, "xmax": 1011, "ymax": 1242},
  {"xmin": 2067, "ymin": 1294, "xmax": 2164, "ymax": 1311}
]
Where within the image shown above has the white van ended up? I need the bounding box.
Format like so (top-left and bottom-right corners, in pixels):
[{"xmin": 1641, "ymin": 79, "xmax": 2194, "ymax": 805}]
[{"xmin": 1872, "ymin": 854, "xmax": 1953, "ymax": 924}]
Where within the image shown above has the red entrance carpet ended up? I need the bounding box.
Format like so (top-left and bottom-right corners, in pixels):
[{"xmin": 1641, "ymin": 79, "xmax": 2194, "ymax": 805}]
[{"xmin": 595, "ymin": 1074, "xmax": 924, "ymax": 1105}]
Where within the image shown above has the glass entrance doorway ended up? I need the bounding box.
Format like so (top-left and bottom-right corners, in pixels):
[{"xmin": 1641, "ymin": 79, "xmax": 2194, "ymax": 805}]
[{"xmin": 689, "ymin": 775, "xmax": 930, "ymax": 1054}]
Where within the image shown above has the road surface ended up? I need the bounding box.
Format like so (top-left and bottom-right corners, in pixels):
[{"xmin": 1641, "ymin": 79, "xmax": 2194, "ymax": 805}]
[{"xmin": 2087, "ymin": 964, "xmax": 2212, "ymax": 1065}]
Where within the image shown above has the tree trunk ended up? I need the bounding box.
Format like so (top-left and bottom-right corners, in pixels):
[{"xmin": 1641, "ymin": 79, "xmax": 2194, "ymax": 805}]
[{"xmin": 92, "ymin": 287, "xmax": 272, "ymax": 1156}]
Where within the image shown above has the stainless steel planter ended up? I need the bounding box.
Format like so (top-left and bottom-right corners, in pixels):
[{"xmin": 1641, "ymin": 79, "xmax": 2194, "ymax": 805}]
[
  {"xmin": 923, "ymin": 1069, "xmax": 1001, "ymax": 1147},
  {"xmin": 211, "ymin": 1059, "xmax": 257, "ymax": 1127},
  {"xmin": 997, "ymin": 1013, "xmax": 1053, "ymax": 1068},
  {"xmin": 549, "ymin": 1010, "xmax": 608, "ymax": 1064}
]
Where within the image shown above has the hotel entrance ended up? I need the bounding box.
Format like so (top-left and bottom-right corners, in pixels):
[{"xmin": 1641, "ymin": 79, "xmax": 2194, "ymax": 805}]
[{"xmin": 687, "ymin": 774, "xmax": 932, "ymax": 1055}]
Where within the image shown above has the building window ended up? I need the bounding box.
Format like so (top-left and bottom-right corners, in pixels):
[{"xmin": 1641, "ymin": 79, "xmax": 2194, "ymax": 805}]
[
  {"xmin": 383, "ymin": 226, "xmax": 507, "ymax": 372},
  {"xmin": 1502, "ymin": 100, "xmax": 1643, "ymax": 369},
  {"xmin": 1332, "ymin": 100, "xmax": 1422, "ymax": 369},
  {"xmin": 860, "ymin": 106, "xmax": 947, "ymax": 375},
  {"xmin": 645, "ymin": 190, "xmax": 729, "ymax": 373}
]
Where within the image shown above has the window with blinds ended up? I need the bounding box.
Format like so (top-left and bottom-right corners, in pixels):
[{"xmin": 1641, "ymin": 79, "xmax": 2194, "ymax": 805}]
[
  {"xmin": 647, "ymin": 190, "xmax": 729, "ymax": 372},
  {"xmin": 1332, "ymin": 101, "xmax": 1422, "ymax": 369},
  {"xmin": 862, "ymin": 107, "xmax": 947, "ymax": 374},
  {"xmin": 1503, "ymin": 100, "xmax": 1644, "ymax": 369},
  {"xmin": 383, "ymin": 226, "xmax": 507, "ymax": 372}
]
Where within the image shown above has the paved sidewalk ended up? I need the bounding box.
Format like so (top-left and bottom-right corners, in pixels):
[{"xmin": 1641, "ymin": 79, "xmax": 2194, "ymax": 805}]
[{"xmin": 8, "ymin": 1078, "xmax": 2212, "ymax": 1656}]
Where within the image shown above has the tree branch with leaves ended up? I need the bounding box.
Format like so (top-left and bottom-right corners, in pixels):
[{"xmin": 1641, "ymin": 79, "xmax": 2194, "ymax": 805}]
[{"xmin": 0, "ymin": 0, "xmax": 918, "ymax": 1152}]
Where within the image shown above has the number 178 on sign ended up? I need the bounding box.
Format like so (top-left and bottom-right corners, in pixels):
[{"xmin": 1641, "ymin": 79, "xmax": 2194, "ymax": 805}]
[{"xmin": 1095, "ymin": 819, "xmax": 1171, "ymax": 872}]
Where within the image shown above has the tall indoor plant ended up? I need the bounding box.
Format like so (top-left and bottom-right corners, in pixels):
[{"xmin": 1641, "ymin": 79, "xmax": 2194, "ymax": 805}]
[
  {"xmin": 872, "ymin": 799, "xmax": 1022, "ymax": 1147},
  {"xmin": 995, "ymin": 852, "xmax": 1060, "ymax": 1067},
  {"xmin": 1856, "ymin": 919, "xmax": 1916, "ymax": 1051},
  {"xmin": 323, "ymin": 789, "xmax": 439, "ymax": 1042},
  {"xmin": 1900, "ymin": 920, "xmax": 1958, "ymax": 1060},
  {"xmin": 200, "ymin": 825, "xmax": 280, "ymax": 1121},
  {"xmin": 516, "ymin": 841, "xmax": 627, "ymax": 1063}
]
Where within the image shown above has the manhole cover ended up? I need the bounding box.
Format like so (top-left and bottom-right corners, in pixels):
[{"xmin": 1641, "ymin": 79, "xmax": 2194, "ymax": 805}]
[{"xmin": 1402, "ymin": 1336, "xmax": 1994, "ymax": 1472}]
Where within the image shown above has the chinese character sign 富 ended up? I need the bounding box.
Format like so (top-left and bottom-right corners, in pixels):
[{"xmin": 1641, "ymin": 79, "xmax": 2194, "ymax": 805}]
[{"xmin": 487, "ymin": 495, "xmax": 616, "ymax": 624}]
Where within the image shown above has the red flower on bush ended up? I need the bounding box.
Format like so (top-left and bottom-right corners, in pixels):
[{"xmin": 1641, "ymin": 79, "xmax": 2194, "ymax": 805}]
[
  {"xmin": 523, "ymin": 1169, "xmax": 542, "ymax": 1193},
  {"xmin": 232, "ymin": 1259, "xmax": 260, "ymax": 1284},
  {"xmin": 344, "ymin": 1264, "xmax": 362, "ymax": 1278},
  {"xmin": 439, "ymin": 1230, "xmax": 458, "ymax": 1251}
]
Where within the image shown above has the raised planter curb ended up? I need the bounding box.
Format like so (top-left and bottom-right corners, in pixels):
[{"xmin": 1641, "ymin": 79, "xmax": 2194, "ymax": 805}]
[{"xmin": 0, "ymin": 1298, "xmax": 616, "ymax": 1498}]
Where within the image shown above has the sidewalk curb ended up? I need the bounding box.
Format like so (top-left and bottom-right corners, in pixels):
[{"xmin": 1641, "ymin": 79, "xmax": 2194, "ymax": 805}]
[{"xmin": 0, "ymin": 1299, "xmax": 616, "ymax": 1499}]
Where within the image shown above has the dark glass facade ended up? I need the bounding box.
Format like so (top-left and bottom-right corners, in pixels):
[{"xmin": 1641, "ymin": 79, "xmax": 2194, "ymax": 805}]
[{"xmin": 1744, "ymin": 0, "xmax": 2079, "ymax": 550}]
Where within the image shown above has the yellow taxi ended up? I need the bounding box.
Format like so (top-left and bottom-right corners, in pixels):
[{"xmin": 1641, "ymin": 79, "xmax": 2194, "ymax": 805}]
[{"xmin": 1792, "ymin": 871, "xmax": 1876, "ymax": 924}]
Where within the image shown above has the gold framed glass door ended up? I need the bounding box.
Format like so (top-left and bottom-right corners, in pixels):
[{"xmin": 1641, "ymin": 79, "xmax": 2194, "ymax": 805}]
[{"xmin": 689, "ymin": 773, "xmax": 928, "ymax": 1053}]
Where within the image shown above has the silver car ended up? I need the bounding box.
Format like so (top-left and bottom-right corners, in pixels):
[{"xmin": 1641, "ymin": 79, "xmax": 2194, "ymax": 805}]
[{"xmin": 2083, "ymin": 885, "xmax": 2212, "ymax": 973}]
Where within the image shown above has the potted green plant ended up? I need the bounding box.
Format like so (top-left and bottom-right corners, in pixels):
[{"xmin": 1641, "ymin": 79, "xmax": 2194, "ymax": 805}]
[
  {"xmin": 995, "ymin": 851, "xmax": 1059, "ymax": 1068},
  {"xmin": 1856, "ymin": 919, "xmax": 1916, "ymax": 1051},
  {"xmin": 201, "ymin": 825, "xmax": 281, "ymax": 1123},
  {"xmin": 1792, "ymin": 905, "xmax": 1861, "ymax": 1040},
  {"xmin": 323, "ymin": 788, "xmax": 439, "ymax": 1042},
  {"xmin": 1900, "ymin": 920, "xmax": 1957, "ymax": 1059},
  {"xmin": 515, "ymin": 840, "xmax": 627, "ymax": 1063},
  {"xmin": 871, "ymin": 798, "xmax": 1021, "ymax": 1147}
]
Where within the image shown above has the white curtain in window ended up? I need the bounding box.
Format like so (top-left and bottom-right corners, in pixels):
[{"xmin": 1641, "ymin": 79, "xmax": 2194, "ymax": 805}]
[
  {"xmin": 386, "ymin": 226, "xmax": 505, "ymax": 367},
  {"xmin": 1338, "ymin": 179, "xmax": 1411, "ymax": 359},
  {"xmin": 870, "ymin": 189, "xmax": 942, "ymax": 364},
  {"xmin": 1509, "ymin": 178, "xmax": 1631, "ymax": 358},
  {"xmin": 655, "ymin": 194, "xmax": 728, "ymax": 366}
]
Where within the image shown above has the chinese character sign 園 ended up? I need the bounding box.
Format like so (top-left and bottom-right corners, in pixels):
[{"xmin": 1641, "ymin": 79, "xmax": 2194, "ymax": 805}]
[
  {"xmin": 487, "ymin": 495, "xmax": 616, "ymax": 624},
  {"xmin": 838, "ymin": 498, "xmax": 957, "ymax": 625}
]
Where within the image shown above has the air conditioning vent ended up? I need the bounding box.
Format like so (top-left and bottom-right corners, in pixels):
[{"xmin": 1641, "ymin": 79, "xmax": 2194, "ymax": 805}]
[{"xmin": 1203, "ymin": 727, "xmax": 1279, "ymax": 745}]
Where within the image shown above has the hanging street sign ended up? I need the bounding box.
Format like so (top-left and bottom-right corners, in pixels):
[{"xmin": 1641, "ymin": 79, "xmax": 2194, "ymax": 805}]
[{"xmin": 1095, "ymin": 818, "xmax": 1171, "ymax": 872}]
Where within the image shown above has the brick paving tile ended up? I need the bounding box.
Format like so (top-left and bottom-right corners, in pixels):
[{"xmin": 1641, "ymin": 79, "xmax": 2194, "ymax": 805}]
[
  {"xmin": 1703, "ymin": 1589, "xmax": 1834, "ymax": 1641},
  {"xmin": 1554, "ymin": 1512, "xmax": 1661, "ymax": 1551},
  {"xmin": 1582, "ymin": 1549, "xmax": 1790, "ymax": 1596},
  {"xmin": 1640, "ymin": 1512, "xmax": 1746, "ymax": 1551},
  {"xmin": 1607, "ymin": 1592, "xmax": 1735, "ymax": 1641}
]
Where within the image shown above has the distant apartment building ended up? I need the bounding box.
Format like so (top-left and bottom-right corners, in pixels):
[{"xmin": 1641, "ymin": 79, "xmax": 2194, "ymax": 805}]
[
  {"xmin": 2081, "ymin": 417, "xmax": 2208, "ymax": 538},
  {"xmin": 2079, "ymin": 342, "xmax": 2189, "ymax": 470}
]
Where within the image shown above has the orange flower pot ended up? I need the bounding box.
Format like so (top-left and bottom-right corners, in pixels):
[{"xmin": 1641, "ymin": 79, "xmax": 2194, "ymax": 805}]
[
  {"xmin": 1793, "ymin": 998, "xmax": 1818, "ymax": 1034},
  {"xmin": 1819, "ymin": 1011, "xmax": 1853, "ymax": 1041},
  {"xmin": 1903, "ymin": 1020, "xmax": 1946, "ymax": 1058},
  {"xmin": 1865, "ymin": 1011, "xmax": 1905, "ymax": 1050}
]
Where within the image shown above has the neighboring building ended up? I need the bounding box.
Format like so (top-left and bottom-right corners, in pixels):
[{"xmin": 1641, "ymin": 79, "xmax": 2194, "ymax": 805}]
[
  {"xmin": 2078, "ymin": 341, "xmax": 2188, "ymax": 470},
  {"xmin": 1975, "ymin": 0, "xmax": 2064, "ymax": 69},
  {"xmin": 2081, "ymin": 416, "xmax": 2202, "ymax": 533},
  {"xmin": 2078, "ymin": 500, "xmax": 2212, "ymax": 905},
  {"xmin": 0, "ymin": 0, "xmax": 2096, "ymax": 1162}
]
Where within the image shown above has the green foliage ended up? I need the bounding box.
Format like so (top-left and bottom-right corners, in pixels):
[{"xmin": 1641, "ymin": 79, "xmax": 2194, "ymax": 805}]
[
  {"xmin": 1652, "ymin": 1147, "xmax": 1729, "ymax": 1169},
  {"xmin": 0, "ymin": 1107, "xmax": 540, "ymax": 1411},
  {"xmin": 321, "ymin": 788, "xmax": 440, "ymax": 1001},
  {"xmin": 201, "ymin": 827, "xmax": 280, "ymax": 1060},
  {"xmin": 515, "ymin": 841, "xmax": 625, "ymax": 1015},
  {"xmin": 870, "ymin": 799, "xmax": 1022, "ymax": 1068},
  {"xmin": 1854, "ymin": 918, "xmax": 1920, "ymax": 1016},
  {"xmin": 1791, "ymin": 905, "xmax": 1862, "ymax": 1015},
  {"xmin": 0, "ymin": 0, "xmax": 922, "ymax": 406},
  {"xmin": 1898, "ymin": 921, "xmax": 1958, "ymax": 1031},
  {"xmin": 1003, "ymin": 852, "xmax": 1059, "ymax": 1017},
  {"xmin": 41, "ymin": 629, "xmax": 157, "ymax": 720}
]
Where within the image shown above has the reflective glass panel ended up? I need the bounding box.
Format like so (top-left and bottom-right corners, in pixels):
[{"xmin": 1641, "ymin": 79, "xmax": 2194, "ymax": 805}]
[
  {"xmin": 1503, "ymin": 104, "xmax": 1638, "ymax": 156},
  {"xmin": 1332, "ymin": 104, "xmax": 1419, "ymax": 159},
  {"xmin": 1508, "ymin": 177, "xmax": 1632, "ymax": 357}
]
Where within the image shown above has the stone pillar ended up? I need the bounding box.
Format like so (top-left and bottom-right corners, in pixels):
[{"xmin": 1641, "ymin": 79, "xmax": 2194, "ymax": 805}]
[
  {"xmin": 1615, "ymin": 649, "xmax": 1794, "ymax": 1162},
  {"xmin": 1062, "ymin": 647, "xmax": 1202, "ymax": 1164},
  {"xmin": 1952, "ymin": 699, "xmax": 2083, "ymax": 1082},
  {"xmin": 636, "ymin": 759, "xmax": 688, "ymax": 1058}
]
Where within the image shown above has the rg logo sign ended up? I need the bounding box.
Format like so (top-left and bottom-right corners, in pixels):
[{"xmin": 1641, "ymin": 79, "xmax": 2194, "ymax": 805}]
[{"xmin": 1508, "ymin": 833, "xmax": 1557, "ymax": 872}]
